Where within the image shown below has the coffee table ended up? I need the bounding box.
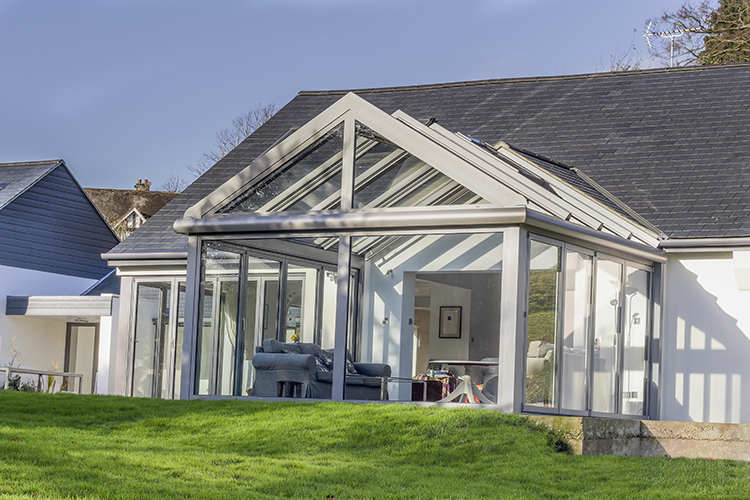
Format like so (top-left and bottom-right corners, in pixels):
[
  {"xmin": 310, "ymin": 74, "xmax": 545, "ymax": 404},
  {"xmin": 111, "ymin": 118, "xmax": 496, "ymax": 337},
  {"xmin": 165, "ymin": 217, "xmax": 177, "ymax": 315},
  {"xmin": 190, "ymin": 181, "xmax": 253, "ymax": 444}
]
[{"xmin": 428, "ymin": 360, "xmax": 498, "ymax": 404}]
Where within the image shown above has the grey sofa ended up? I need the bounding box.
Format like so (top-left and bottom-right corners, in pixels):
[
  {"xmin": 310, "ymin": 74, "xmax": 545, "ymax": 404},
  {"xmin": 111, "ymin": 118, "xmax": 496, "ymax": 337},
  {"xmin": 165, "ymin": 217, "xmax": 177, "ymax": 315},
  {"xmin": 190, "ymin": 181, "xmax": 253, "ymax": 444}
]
[{"xmin": 251, "ymin": 339, "xmax": 391, "ymax": 400}]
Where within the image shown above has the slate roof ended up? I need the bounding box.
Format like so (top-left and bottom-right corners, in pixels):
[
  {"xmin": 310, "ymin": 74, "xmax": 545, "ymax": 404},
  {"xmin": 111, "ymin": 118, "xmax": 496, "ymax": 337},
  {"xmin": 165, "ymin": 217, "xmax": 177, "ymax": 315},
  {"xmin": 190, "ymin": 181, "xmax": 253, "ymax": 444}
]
[
  {"xmin": 0, "ymin": 160, "xmax": 62, "ymax": 211},
  {"xmin": 82, "ymin": 270, "xmax": 121, "ymax": 296},
  {"xmin": 110, "ymin": 63, "xmax": 750, "ymax": 256}
]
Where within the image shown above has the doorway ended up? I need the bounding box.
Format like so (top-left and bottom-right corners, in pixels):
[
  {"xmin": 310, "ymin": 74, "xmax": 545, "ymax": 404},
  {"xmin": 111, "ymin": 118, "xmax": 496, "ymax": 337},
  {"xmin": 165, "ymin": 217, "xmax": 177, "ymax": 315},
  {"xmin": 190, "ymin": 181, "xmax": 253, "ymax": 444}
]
[{"xmin": 64, "ymin": 324, "xmax": 99, "ymax": 394}]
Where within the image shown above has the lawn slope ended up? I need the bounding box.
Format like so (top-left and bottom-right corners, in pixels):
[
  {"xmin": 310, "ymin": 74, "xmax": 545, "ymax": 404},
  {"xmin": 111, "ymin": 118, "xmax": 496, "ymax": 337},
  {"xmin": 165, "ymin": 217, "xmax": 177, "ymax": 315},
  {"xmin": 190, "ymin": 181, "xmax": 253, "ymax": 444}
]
[{"xmin": 0, "ymin": 392, "xmax": 748, "ymax": 499}]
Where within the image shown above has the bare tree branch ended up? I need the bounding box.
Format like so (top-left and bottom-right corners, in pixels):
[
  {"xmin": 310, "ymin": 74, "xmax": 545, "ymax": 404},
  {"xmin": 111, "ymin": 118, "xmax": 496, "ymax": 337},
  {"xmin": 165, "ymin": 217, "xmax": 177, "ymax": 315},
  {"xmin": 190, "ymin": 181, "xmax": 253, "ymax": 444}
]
[
  {"xmin": 188, "ymin": 103, "xmax": 277, "ymax": 177},
  {"xmin": 646, "ymin": 0, "xmax": 750, "ymax": 66},
  {"xmin": 158, "ymin": 174, "xmax": 189, "ymax": 193}
]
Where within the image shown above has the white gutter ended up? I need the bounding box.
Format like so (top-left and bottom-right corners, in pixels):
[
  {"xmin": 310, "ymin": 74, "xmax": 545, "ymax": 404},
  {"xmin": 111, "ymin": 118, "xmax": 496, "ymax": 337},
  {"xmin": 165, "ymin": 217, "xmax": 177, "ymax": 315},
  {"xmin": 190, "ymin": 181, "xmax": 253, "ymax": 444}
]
[
  {"xmin": 173, "ymin": 206, "xmax": 667, "ymax": 263},
  {"xmin": 659, "ymin": 237, "xmax": 750, "ymax": 252}
]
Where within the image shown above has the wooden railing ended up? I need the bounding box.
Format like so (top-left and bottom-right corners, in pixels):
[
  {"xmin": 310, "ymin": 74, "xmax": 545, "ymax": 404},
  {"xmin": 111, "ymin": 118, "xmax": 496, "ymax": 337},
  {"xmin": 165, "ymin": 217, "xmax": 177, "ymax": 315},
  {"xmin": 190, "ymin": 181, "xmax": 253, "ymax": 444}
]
[{"xmin": 2, "ymin": 367, "xmax": 84, "ymax": 393}]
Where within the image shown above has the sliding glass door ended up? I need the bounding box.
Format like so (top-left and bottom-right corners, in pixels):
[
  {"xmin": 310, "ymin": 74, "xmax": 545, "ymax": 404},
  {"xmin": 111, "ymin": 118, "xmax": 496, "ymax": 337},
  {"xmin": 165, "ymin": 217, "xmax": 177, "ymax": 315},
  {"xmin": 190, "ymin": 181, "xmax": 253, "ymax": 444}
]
[
  {"xmin": 195, "ymin": 240, "xmax": 347, "ymax": 397},
  {"xmin": 130, "ymin": 279, "xmax": 186, "ymax": 399},
  {"xmin": 524, "ymin": 236, "xmax": 652, "ymax": 418}
]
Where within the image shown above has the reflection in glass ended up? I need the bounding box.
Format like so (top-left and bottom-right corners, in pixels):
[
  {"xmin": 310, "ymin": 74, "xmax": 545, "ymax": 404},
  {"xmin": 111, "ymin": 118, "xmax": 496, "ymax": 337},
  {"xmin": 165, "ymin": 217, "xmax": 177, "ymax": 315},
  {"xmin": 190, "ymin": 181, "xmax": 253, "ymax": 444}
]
[
  {"xmin": 197, "ymin": 247, "xmax": 240, "ymax": 396},
  {"xmin": 320, "ymin": 270, "xmax": 338, "ymax": 349},
  {"xmin": 286, "ymin": 264, "xmax": 318, "ymax": 344},
  {"xmin": 525, "ymin": 241, "xmax": 561, "ymax": 408},
  {"xmin": 622, "ymin": 266, "xmax": 650, "ymax": 415},
  {"xmin": 221, "ymin": 124, "xmax": 344, "ymax": 213},
  {"xmin": 592, "ymin": 259, "xmax": 622, "ymax": 414},
  {"xmin": 173, "ymin": 282, "xmax": 186, "ymax": 399},
  {"xmin": 560, "ymin": 251, "xmax": 592, "ymax": 412},
  {"xmin": 242, "ymin": 256, "xmax": 281, "ymax": 396},
  {"xmin": 132, "ymin": 282, "xmax": 171, "ymax": 398},
  {"xmin": 65, "ymin": 325, "xmax": 98, "ymax": 395}
]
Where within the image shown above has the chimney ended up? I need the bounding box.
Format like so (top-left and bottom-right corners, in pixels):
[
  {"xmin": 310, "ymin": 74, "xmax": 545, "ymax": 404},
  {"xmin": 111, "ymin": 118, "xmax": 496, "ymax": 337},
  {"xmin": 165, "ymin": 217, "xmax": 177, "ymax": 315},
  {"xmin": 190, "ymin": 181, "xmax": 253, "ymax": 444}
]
[{"xmin": 134, "ymin": 179, "xmax": 151, "ymax": 192}]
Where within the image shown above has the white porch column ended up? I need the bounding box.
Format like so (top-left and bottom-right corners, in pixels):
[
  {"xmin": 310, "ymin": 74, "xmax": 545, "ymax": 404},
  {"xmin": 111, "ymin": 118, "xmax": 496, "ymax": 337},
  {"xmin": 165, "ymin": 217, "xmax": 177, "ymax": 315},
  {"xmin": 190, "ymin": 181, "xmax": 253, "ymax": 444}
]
[{"xmin": 498, "ymin": 226, "xmax": 527, "ymax": 412}]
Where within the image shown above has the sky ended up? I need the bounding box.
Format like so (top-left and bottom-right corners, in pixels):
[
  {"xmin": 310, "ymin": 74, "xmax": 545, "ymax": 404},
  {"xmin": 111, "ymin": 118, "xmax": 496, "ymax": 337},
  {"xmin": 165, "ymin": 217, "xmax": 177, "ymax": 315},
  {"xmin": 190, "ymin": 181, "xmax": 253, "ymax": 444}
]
[{"xmin": 0, "ymin": 0, "xmax": 686, "ymax": 190}]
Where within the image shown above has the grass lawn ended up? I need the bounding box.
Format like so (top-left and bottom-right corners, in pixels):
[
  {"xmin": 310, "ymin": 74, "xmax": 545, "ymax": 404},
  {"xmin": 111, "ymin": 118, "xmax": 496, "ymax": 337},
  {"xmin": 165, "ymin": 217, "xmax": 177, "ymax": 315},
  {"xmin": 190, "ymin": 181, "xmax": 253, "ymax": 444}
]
[{"xmin": 0, "ymin": 392, "xmax": 748, "ymax": 499}]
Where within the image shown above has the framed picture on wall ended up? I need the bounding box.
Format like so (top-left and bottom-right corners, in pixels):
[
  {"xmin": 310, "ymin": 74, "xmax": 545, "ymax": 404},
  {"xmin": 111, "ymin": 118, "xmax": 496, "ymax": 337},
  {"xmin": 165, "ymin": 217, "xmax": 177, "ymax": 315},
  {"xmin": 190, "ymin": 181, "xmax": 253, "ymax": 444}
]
[{"xmin": 439, "ymin": 306, "xmax": 462, "ymax": 338}]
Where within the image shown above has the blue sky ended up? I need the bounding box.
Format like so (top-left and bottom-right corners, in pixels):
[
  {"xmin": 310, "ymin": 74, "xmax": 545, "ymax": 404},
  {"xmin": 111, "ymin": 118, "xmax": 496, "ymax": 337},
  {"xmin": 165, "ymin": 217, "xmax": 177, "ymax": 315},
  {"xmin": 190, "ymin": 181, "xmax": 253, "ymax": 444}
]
[{"xmin": 0, "ymin": 0, "xmax": 685, "ymax": 189}]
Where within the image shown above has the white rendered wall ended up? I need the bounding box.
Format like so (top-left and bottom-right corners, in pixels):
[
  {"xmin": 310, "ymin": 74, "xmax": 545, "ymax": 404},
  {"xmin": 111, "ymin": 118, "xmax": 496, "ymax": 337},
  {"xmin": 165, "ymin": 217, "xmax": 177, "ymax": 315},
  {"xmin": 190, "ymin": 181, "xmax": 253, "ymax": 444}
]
[
  {"xmin": 0, "ymin": 265, "xmax": 95, "ymax": 375},
  {"xmin": 360, "ymin": 233, "xmax": 503, "ymax": 399},
  {"xmin": 96, "ymin": 296, "xmax": 119, "ymax": 395},
  {"xmin": 662, "ymin": 252, "xmax": 750, "ymax": 423}
]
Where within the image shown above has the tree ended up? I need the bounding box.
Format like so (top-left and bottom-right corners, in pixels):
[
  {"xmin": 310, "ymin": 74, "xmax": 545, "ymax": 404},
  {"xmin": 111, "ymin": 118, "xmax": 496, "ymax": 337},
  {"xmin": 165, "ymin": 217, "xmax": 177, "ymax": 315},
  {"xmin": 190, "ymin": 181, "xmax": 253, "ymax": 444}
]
[
  {"xmin": 188, "ymin": 103, "xmax": 277, "ymax": 177},
  {"xmin": 605, "ymin": 30, "xmax": 644, "ymax": 72},
  {"xmin": 158, "ymin": 174, "xmax": 188, "ymax": 193},
  {"xmin": 646, "ymin": 0, "xmax": 750, "ymax": 66}
]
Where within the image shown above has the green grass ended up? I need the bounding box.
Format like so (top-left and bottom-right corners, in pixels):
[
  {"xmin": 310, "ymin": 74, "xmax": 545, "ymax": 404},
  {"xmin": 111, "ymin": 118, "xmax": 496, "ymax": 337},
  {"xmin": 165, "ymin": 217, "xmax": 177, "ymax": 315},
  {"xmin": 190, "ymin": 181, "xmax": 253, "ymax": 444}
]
[{"xmin": 0, "ymin": 392, "xmax": 748, "ymax": 499}]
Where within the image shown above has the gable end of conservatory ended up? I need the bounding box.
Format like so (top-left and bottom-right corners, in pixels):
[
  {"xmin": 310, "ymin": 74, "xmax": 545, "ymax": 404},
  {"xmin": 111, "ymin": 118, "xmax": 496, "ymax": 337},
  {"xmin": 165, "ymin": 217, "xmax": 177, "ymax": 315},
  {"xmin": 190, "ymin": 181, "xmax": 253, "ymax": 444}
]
[{"xmin": 182, "ymin": 92, "xmax": 660, "ymax": 249}]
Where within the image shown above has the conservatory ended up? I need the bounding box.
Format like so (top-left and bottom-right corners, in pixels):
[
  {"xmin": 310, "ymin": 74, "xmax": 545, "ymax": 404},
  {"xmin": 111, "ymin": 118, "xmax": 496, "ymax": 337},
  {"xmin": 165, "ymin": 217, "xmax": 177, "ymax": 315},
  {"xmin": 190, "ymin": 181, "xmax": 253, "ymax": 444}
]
[{"xmin": 167, "ymin": 93, "xmax": 665, "ymax": 418}]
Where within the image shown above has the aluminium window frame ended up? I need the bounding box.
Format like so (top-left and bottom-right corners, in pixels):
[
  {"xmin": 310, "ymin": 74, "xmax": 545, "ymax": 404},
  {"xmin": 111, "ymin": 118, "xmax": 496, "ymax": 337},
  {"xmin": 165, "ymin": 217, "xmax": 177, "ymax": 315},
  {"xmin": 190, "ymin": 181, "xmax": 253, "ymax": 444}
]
[
  {"xmin": 521, "ymin": 233, "xmax": 654, "ymax": 419},
  {"xmin": 126, "ymin": 276, "xmax": 185, "ymax": 399}
]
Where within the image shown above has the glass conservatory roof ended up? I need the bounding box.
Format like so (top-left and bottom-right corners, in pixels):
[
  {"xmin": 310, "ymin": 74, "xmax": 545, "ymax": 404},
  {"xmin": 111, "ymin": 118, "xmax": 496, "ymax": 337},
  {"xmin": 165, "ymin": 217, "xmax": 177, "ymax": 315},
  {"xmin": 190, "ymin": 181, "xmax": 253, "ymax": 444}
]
[{"xmin": 219, "ymin": 121, "xmax": 486, "ymax": 215}]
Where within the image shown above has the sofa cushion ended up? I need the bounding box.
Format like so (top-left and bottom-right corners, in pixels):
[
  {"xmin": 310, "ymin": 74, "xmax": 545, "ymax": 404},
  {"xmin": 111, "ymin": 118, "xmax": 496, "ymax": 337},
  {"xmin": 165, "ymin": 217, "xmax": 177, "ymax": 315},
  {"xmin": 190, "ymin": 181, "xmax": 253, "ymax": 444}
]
[
  {"xmin": 315, "ymin": 371, "xmax": 367, "ymax": 386},
  {"xmin": 297, "ymin": 343, "xmax": 322, "ymax": 358},
  {"xmin": 322, "ymin": 349, "xmax": 358, "ymax": 374},
  {"xmin": 263, "ymin": 339, "xmax": 292, "ymax": 354}
]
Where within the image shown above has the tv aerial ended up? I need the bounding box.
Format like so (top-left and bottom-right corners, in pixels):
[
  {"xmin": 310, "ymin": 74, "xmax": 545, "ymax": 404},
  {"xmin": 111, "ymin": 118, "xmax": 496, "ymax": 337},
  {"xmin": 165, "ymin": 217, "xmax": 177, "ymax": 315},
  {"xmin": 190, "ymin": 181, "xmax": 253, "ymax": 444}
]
[{"xmin": 644, "ymin": 20, "xmax": 693, "ymax": 67}]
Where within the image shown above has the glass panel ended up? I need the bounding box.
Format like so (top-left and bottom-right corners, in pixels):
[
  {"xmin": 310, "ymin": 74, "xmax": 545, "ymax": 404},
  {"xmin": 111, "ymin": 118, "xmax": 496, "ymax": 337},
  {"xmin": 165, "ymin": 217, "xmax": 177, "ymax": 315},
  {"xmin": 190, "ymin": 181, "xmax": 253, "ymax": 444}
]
[
  {"xmin": 242, "ymin": 256, "xmax": 281, "ymax": 396},
  {"xmin": 353, "ymin": 232, "xmax": 503, "ymax": 403},
  {"xmin": 198, "ymin": 280, "xmax": 214, "ymax": 395},
  {"xmin": 197, "ymin": 247, "xmax": 241, "ymax": 396},
  {"xmin": 560, "ymin": 251, "xmax": 592, "ymax": 412},
  {"xmin": 525, "ymin": 240, "xmax": 561, "ymax": 408},
  {"xmin": 320, "ymin": 270, "xmax": 338, "ymax": 349},
  {"xmin": 172, "ymin": 282, "xmax": 186, "ymax": 399},
  {"xmin": 286, "ymin": 264, "xmax": 318, "ymax": 344},
  {"xmin": 262, "ymin": 280, "xmax": 280, "ymax": 341},
  {"xmin": 132, "ymin": 282, "xmax": 171, "ymax": 398},
  {"xmin": 65, "ymin": 325, "xmax": 97, "ymax": 395},
  {"xmin": 234, "ymin": 239, "xmax": 338, "ymax": 401},
  {"xmin": 592, "ymin": 259, "xmax": 622, "ymax": 414},
  {"xmin": 353, "ymin": 122, "xmax": 486, "ymax": 209},
  {"xmin": 220, "ymin": 123, "xmax": 344, "ymax": 213},
  {"xmin": 622, "ymin": 266, "xmax": 650, "ymax": 416}
]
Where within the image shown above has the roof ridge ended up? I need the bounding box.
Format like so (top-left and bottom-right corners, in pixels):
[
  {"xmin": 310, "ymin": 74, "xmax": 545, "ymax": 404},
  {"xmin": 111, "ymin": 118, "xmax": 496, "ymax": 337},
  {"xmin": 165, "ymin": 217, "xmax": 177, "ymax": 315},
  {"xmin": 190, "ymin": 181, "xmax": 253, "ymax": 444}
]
[
  {"xmin": 0, "ymin": 159, "xmax": 63, "ymax": 167},
  {"xmin": 297, "ymin": 63, "xmax": 750, "ymax": 96}
]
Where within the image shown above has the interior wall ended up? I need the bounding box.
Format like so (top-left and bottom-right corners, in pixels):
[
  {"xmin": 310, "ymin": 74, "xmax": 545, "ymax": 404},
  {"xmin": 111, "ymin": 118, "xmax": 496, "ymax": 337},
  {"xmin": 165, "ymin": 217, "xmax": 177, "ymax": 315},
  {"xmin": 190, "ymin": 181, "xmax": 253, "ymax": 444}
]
[
  {"xmin": 424, "ymin": 282, "xmax": 471, "ymax": 366},
  {"xmin": 417, "ymin": 273, "xmax": 502, "ymax": 361},
  {"xmin": 662, "ymin": 252, "xmax": 750, "ymax": 423},
  {"xmin": 360, "ymin": 233, "xmax": 503, "ymax": 390}
]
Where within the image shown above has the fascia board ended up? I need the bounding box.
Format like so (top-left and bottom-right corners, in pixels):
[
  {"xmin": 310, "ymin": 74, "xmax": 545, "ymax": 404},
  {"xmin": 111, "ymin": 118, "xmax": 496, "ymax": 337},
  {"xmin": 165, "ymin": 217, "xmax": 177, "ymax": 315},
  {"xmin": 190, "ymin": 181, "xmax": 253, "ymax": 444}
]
[
  {"xmin": 524, "ymin": 210, "xmax": 667, "ymax": 264},
  {"xmin": 393, "ymin": 113, "xmax": 577, "ymax": 222},
  {"xmin": 336, "ymin": 100, "xmax": 520, "ymax": 210},
  {"xmin": 175, "ymin": 206, "xmax": 529, "ymax": 235},
  {"xmin": 183, "ymin": 98, "xmax": 361, "ymax": 219},
  {"xmin": 5, "ymin": 295, "xmax": 114, "ymax": 317},
  {"xmin": 492, "ymin": 145, "xmax": 659, "ymax": 245}
]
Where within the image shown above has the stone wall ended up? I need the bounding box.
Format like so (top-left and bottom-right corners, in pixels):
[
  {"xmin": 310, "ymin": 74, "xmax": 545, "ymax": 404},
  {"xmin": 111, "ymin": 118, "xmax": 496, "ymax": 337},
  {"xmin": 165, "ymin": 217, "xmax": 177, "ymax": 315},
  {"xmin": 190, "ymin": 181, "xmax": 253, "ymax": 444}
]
[{"xmin": 527, "ymin": 415, "xmax": 750, "ymax": 461}]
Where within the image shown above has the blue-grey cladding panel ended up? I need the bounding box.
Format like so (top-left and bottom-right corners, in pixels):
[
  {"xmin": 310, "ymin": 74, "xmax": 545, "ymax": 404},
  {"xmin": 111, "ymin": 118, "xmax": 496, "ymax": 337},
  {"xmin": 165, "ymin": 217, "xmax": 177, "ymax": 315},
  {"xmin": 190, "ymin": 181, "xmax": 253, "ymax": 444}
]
[{"xmin": 0, "ymin": 165, "xmax": 119, "ymax": 280}]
